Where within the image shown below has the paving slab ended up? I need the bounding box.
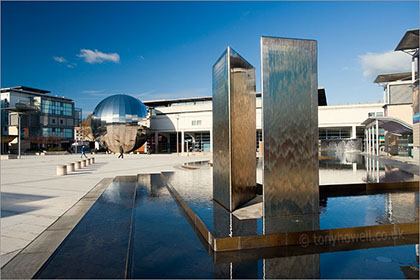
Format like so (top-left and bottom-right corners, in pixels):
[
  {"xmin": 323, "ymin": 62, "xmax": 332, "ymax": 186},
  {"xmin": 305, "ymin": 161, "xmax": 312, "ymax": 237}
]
[{"xmin": 1, "ymin": 153, "xmax": 210, "ymax": 264}]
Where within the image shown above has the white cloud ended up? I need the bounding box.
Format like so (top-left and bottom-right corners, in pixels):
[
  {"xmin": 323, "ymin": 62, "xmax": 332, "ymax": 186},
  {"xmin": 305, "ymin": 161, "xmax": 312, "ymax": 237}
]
[
  {"xmin": 77, "ymin": 49, "xmax": 120, "ymax": 64},
  {"xmin": 360, "ymin": 50, "xmax": 412, "ymax": 78},
  {"xmin": 136, "ymin": 89, "xmax": 156, "ymax": 97},
  {"xmin": 81, "ymin": 90, "xmax": 104, "ymax": 94},
  {"xmin": 53, "ymin": 56, "xmax": 66, "ymax": 63}
]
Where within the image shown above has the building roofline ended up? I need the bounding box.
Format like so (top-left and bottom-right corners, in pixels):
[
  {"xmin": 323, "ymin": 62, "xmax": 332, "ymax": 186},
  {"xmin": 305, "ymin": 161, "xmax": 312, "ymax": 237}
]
[
  {"xmin": 1, "ymin": 86, "xmax": 73, "ymax": 102},
  {"xmin": 143, "ymin": 87, "xmax": 326, "ymax": 106},
  {"xmin": 319, "ymin": 103, "xmax": 384, "ymax": 109},
  {"xmin": 1, "ymin": 86, "xmax": 50, "ymax": 94}
]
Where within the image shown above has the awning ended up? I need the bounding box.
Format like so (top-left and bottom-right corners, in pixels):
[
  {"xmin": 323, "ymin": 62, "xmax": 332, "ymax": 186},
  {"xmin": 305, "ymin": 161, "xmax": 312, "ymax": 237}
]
[
  {"xmin": 395, "ymin": 29, "xmax": 419, "ymax": 51},
  {"xmin": 374, "ymin": 72, "xmax": 412, "ymax": 83},
  {"xmin": 362, "ymin": 117, "xmax": 413, "ymax": 135}
]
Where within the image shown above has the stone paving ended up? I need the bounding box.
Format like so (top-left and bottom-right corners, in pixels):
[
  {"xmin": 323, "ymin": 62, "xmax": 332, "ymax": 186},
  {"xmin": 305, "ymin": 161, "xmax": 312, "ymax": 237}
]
[{"xmin": 1, "ymin": 153, "xmax": 210, "ymax": 267}]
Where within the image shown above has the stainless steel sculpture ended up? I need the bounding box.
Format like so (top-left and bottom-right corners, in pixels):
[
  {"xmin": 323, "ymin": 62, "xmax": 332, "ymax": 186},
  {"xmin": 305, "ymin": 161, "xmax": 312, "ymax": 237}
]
[
  {"xmin": 212, "ymin": 47, "xmax": 257, "ymax": 211},
  {"xmin": 91, "ymin": 94, "xmax": 150, "ymax": 153},
  {"xmin": 261, "ymin": 37, "xmax": 319, "ymax": 231}
]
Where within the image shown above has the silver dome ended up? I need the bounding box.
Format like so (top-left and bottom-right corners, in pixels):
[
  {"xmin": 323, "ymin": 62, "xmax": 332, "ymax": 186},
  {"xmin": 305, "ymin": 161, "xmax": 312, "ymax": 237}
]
[{"xmin": 91, "ymin": 94, "xmax": 150, "ymax": 153}]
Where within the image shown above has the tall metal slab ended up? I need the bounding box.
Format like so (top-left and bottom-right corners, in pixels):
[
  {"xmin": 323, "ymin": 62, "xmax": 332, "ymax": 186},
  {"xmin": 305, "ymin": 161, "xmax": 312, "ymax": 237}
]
[
  {"xmin": 212, "ymin": 47, "xmax": 257, "ymax": 211},
  {"xmin": 261, "ymin": 37, "xmax": 319, "ymax": 227}
]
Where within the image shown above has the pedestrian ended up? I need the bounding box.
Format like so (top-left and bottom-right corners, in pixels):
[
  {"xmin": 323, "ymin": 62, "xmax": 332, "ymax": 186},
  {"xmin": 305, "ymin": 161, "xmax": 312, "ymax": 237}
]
[
  {"xmin": 118, "ymin": 146, "xmax": 124, "ymax": 159},
  {"xmin": 81, "ymin": 145, "xmax": 87, "ymax": 158}
]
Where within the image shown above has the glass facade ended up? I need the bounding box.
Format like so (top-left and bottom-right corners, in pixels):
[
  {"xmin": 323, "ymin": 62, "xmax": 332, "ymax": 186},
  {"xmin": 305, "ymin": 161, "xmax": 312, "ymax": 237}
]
[
  {"xmin": 194, "ymin": 132, "xmax": 210, "ymax": 152},
  {"xmin": 1, "ymin": 99, "xmax": 9, "ymax": 135},
  {"xmin": 42, "ymin": 100, "xmax": 73, "ymax": 116},
  {"xmin": 319, "ymin": 128, "xmax": 351, "ymax": 140},
  {"xmin": 42, "ymin": 127, "xmax": 73, "ymax": 138}
]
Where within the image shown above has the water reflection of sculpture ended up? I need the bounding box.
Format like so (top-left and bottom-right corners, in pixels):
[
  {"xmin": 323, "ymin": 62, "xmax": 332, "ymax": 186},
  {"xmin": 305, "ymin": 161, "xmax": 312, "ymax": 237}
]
[{"xmin": 91, "ymin": 94, "xmax": 150, "ymax": 153}]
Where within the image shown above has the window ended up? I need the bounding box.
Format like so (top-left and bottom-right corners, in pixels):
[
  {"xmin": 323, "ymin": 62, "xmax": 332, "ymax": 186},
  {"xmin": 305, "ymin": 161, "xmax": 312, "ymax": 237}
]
[
  {"xmin": 51, "ymin": 119, "xmax": 56, "ymax": 124},
  {"xmin": 64, "ymin": 129, "xmax": 73, "ymax": 138},
  {"xmin": 319, "ymin": 128, "xmax": 351, "ymax": 140},
  {"xmin": 41, "ymin": 99, "xmax": 73, "ymax": 116},
  {"xmin": 60, "ymin": 119, "xmax": 64, "ymax": 125},
  {"xmin": 63, "ymin": 103, "xmax": 73, "ymax": 116},
  {"xmin": 368, "ymin": 112, "xmax": 384, "ymax": 118},
  {"xmin": 41, "ymin": 127, "xmax": 72, "ymax": 138},
  {"xmin": 192, "ymin": 120, "xmax": 202, "ymax": 126}
]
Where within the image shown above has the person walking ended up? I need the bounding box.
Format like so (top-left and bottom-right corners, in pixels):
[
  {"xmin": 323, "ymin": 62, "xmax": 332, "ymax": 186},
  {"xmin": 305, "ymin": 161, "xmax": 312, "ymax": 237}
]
[
  {"xmin": 81, "ymin": 145, "xmax": 87, "ymax": 158},
  {"xmin": 118, "ymin": 146, "xmax": 124, "ymax": 159}
]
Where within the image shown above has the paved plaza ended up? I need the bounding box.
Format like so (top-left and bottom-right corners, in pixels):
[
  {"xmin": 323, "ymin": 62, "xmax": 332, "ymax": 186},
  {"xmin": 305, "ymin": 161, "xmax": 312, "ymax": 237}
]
[{"xmin": 1, "ymin": 153, "xmax": 210, "ymax": 267}]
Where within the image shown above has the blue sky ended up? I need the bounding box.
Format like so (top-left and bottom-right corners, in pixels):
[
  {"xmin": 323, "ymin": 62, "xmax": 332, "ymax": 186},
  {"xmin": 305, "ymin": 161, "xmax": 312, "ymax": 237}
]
[{"xmin": 2, "ymin": 1, "xmax": 418, "ymax": 117}]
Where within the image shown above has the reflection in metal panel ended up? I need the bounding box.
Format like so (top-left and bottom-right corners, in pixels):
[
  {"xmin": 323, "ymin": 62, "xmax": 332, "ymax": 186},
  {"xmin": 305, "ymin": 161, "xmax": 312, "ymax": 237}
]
[
  {"xmin": 212, "ymin": 47, "xmax": 257, "ymax": 211},
  {"xmin": 91, "ymin": 94, "xmax": 150, "ymax": 153},
  {"xmin": 212, "ymin": 49, "xmax": 231, "ymax": 209},
  {"xmin": 261, "ymin": 37, "xmax": 319, "ymax": 231}
]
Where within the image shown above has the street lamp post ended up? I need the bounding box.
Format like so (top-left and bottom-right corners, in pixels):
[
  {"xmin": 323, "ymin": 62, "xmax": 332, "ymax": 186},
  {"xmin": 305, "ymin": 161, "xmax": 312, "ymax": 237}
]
[
  {"xmin": 18, "ymin": 113, "xmax": 22, "ymax": 159},
  {"xmin": 176, "ymin": 115, "xmax": 179, "ymax": 156}
]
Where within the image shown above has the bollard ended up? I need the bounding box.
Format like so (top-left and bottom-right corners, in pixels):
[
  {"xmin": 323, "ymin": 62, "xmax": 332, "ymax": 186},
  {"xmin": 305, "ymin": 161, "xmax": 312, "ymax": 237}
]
[
  {"xmin": 86, "ymin": 158, "xmax": 91, "ymax": 165},
  {"xmin": 56, "ymin": 165, "xmax": 67, "ymax": 176},
  {"xmin": 91, "ymin": 157, "xmax": 95, "ymax": 164},
  {"xmin": 75, "ymin": 161, "xmax": 82, "ymax": 169},
  {"xmin": 66, "ymin": 162, "xmax": 75, "ymax": 173},
  {"xmin": 81, "ymin": 159, "xmax": 87, "ymax": 167},
  {"xmin": 88, "ymin": 158, "xmax": 92, "ymax": 165}
]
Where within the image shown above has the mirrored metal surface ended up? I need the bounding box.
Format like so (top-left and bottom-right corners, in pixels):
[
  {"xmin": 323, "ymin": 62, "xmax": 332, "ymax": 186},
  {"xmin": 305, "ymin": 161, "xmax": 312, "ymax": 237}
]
[
  {"xmin": 212, "ymin": 47, "xmax": 257, "ymax": 212},
  {"xmin": 261, "ymin": 37, "xmax": 319, "ymax": 231},
  {"xmin": 212, "ymin": 49, "xmax": 231, "ymax": 210},
  {"xmin": 91, "ymin": 94, "xmax": 150, "ymax": 153}
]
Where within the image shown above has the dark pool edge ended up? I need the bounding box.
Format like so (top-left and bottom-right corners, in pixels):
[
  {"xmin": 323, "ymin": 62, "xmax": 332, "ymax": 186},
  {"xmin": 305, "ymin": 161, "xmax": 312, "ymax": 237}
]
[
  {"xmin": 0, "ymin": 177, "xmax": 114, "ymax": 279},
  {"xmin": 160, "ymin": 172, "xmax": 419, "ymax": 253}
]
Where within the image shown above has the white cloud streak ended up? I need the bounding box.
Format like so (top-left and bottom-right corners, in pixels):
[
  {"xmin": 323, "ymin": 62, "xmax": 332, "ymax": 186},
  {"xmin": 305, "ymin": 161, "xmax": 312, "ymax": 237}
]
[
  {"xmin": 81, "ymin": 90, "xmax": 104, "ymax": 94},
  {"xmin": 77, "ymin": 49, "xmax": 120, "ymax": 64},
  {"xmin": 360, "ymin": 50, "xmax": 412, "ymax": 78},
  {"xmin": 53, "ymin": 56, "xmax": 66, "ymax": 63}
]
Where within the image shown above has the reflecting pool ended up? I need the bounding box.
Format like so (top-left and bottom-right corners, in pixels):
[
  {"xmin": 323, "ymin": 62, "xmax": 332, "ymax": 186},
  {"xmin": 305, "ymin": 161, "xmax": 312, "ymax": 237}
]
[{"xmin": 35, "ymin": 154, "xmax": 419, "ymax": 279}]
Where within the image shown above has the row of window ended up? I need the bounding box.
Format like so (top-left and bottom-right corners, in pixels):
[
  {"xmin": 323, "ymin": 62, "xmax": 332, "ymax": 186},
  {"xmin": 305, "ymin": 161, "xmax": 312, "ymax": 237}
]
[
  {"xmin": 42, "ymin": 128, "xmax": 73, "ymax": 138},
  {"xmin": 41, "ymin": 100, "xmax": 73, "ymax": 116},
  {"xmin": 319, "ymin": 129, "xmax": 351, "ymax": 140},
  {"xmin": 192, "ymin": 120, "xmax": 202, "ymax": 126},
  {"xmin": 368, "ymin": 112, "xmax": 384, "ymax": 117}
]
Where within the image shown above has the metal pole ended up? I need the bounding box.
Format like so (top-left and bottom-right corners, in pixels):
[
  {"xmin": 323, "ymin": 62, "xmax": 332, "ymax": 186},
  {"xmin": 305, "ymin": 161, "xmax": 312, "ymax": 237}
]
[
  {"xmin": 364, "ymin": 129, "xmax": 367, "ymax": 153},
  {"xmin": 18, "ymin": 113, "xmax": 21, "ymax": 159},
  {"xmin": 176, "ymin": 116, "xmax": 179, "ymax": 156},
  {"xmin": 383, "ymin": 86, "xmax": 387, "ymax": 104},
  {"xmin": 412, "ymin": 56, "xmax": 416, "ymax": 83},
  {"xmin": 371, "ymin": 126, "xmax": 375, "ymax": 154},
  {"xmin": 376, "ymin": 119, "xmax": 379, "ymax": 156}
]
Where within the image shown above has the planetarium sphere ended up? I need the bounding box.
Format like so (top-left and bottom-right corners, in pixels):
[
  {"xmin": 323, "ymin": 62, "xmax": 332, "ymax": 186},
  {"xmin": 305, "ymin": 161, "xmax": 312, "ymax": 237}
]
[{"xmin": 91, "ymin": 94, "xmax": 150, "ymax": 153}]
